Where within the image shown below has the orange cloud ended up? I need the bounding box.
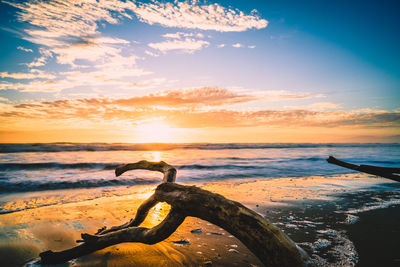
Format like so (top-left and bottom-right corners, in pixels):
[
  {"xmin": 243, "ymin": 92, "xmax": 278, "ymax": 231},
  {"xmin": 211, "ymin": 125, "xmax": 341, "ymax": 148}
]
[{"xmin": 1, "ymin": 88, "xmax": 398, "ymax": 130}]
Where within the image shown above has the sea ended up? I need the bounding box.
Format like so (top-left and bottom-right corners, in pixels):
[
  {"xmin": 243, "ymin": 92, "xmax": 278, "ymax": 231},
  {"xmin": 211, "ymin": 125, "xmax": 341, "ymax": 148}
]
[{"xmin": 0, "ymin": 143, "xmax": 399, "ymax": 194}]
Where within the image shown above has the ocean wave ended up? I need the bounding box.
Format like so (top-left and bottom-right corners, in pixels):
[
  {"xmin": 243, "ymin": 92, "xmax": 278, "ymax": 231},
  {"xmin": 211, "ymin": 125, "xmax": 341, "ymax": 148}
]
[
  {"xmin": 0, "ymin": 162, "xmax": 267, "ymax": 171},
  {"xmin": 1, "ymin": 143, "xmax": 398, "ymax": 153},
  {"xmin": 177, "ymin": 164, "xmax": 265, "ymax": 170},
  {"xmin": 0, "ymin": 178, "xmax": 159, "ymax": 193},
  {"xmin": 0, "ymin": 161, "xmax": 334, "ymax": 171},
  {"xmin": 0, "ymin": 162, "xmax": 119, "ymax": 171}
]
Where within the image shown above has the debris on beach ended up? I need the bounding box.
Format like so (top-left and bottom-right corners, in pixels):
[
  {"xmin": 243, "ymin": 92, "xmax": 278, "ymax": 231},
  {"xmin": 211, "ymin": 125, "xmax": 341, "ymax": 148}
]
[
  {"xmin": 190, "ymin": 228, "xmax": 203, "ymax": 234},
  {"xmin": 210, "ymin": 232, "xmax": 224, "ymax": 235},
  {"xmin": 313, "ymin": 238, "xmax": 331, "ymax": 249},
  {"xmin": 172, "ymin": 239, "xmax": 190, "ymax": 246},
  {"xmin": 345, "ymin": 214, "xmax": 359, "ymax": 224}
]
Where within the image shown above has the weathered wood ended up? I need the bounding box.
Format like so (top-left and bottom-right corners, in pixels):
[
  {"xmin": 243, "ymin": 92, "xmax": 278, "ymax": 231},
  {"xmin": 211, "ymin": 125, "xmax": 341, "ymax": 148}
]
[
  {"xmin": 39, "ymin": 160, "xmax": 310, "ymax": 266},
  {"xmin": 115, "ymin": 160, "xmax": 177, "ymax": 182},
  {"xmin": 327, "ymin": 156, "xmax": 400, "ymax": 182},
  {"xmin": 41, "ymin": 208, "xmax": 185, "ymax": 264}
]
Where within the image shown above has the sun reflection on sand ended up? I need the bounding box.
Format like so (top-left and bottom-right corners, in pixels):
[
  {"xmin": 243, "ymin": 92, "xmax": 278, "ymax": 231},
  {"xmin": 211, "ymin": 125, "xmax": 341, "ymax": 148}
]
[{"xmin": 142, "ymin": 202, "xmax": 171, "ymax": 227}]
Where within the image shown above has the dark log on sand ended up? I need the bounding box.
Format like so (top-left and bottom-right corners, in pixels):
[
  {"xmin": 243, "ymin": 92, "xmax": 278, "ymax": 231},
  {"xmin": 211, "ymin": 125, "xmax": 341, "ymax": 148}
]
[
  {"xmin": 38, "ymin": 161, "xmax": 310, "ymax": 267},
  {"xmin": 327, "ymin": 156, "xmax": 400, "ymax": 182}
]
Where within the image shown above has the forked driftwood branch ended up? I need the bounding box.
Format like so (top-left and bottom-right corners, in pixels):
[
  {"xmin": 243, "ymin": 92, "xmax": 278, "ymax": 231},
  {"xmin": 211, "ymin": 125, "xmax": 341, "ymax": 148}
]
[
  {"xmin": 327, "ymin": 156, "xmax": 400, "ymax": 182},
  {"xmin": 39, "ymin": 161, "xmax": 310, "ymax": 266}
]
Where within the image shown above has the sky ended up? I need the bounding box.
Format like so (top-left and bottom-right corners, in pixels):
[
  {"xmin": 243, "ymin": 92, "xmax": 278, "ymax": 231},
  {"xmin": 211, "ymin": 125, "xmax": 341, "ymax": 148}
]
[{"xmin": 0, "ymin": 0, "xmax": 399, "ymax": 143}]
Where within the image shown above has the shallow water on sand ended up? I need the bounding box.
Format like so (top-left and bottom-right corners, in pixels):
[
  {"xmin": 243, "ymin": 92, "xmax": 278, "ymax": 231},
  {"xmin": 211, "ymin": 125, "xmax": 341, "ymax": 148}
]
[{"xmin": 0, "ymin": 173, "xmax": 399, "ymax": 266}]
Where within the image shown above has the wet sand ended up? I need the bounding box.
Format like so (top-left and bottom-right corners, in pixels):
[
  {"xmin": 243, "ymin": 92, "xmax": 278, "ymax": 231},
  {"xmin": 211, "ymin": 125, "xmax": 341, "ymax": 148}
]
[
  {"xmin": 0, "ymin": 173, "xmax": 399, "ymax": 266},
  {"xmin": 345, "ymin": 206, "xmax": 400, "ymax": 267}
]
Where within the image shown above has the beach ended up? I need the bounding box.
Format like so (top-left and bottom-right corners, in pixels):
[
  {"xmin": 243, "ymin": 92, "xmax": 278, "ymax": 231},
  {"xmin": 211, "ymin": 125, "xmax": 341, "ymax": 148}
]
[
  {"xmin": 0, "ymin": 143, "xmax": 399, "ymax": 266},
  {"xmin": 0, "ymin": 172, "xmax": 399, "ymax": 266}
]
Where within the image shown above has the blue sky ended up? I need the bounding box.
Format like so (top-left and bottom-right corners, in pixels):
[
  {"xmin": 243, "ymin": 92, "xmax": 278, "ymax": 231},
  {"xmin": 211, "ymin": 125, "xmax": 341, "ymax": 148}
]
[{"xmin": 0, "ymin": 0, "xmax": 399, "ymax": 143}]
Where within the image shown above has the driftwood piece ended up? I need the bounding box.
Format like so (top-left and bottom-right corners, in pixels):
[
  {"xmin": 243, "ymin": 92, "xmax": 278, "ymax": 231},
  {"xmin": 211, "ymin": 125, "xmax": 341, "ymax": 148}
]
[
  {"xmin": 39, "ymin": 161, "xmax": 310, "ymax": 266},
  {"xmin": 327, "ymin": 156, "xmax": 400, "ymax": 182}
]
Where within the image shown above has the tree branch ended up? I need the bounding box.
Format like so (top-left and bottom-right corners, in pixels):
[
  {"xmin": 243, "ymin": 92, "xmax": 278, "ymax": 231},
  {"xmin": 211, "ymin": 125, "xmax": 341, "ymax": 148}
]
[
  {"xmin": 327, "ymin": 156, "xmax": 400, "ymax": 182},
  {"xmin": 38, "ymin": 160, "xmax": 310, "ymax": 267},
  {"xmin": 115, "ymin": 160, "xmax": 176, "ymax": 183},
  {"xmin": 97, "ymin": 160, "xmax": 176, "ymax": 235}
]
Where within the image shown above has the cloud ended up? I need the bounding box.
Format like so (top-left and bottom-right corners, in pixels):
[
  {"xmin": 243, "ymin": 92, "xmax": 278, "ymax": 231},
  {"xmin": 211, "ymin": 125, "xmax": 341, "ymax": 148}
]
[
  {"xmin": 232, "ymin": 43, "xmax": 243, "ymax": 48},
  {"xmin": 0, "ymin": 80, "xmax": 65, "ymax": 92},
  {"xmin": 257, "ymin": 90, "xmax": 325, "ymax": 101},
  {"xmin": 1, "ymin": 88, "xmax": 398, "ymax": 130},
  {"xmin": 0, "ymin": 69, "xmax": 56, "ymax": 80},
  {"xmin": 9, "ymin": 0, "xmax": 267, "ymax": 67},
  {"xmin": 5, "ymin": 0, "xmax": 268, "ymax": 94},
  {"xmin": 113, "ymin": 87, "xmax": 256, "ymax": 107},
  {"xmin": 5, "ymin": 0, "xmax": 155, "ymax": 93},
  {"xmin": 248, "ymin": 45, "xmax": 256, "ymax": 49},
  {"xmin": 7, "ymin": 1, "xmax": 141, "ymax": 68},
  {"xmin": 217, "ymin": 44, "xmax": 225, "ymax": 48},
  {"xmin": 162, "ymin": 32, "xmax": 205, "ymax": 39},
  {"xmin": 0, "ymin": 97, "xmax": 12, "ymax": 104},
  {"xmin": 8, "ymin": 0, "xmax": 134, "ymax": 42},
  {"xmin": 145, "ymin": 50, "xmax": 159, "ymax": 57},
  {"xmin": 26, "ymin": 48, "xmax": 52, "ymax": 67},
  {"xmin": 17, "ymin": 46, "xmax": 33, "ymax": 52},
  {"xmin": 148, "ymin": 38, "xmax": 210, "ymax": 53},
  {"xmin": 286, "ymin": 102, "xmax": 342, "ymax": 111},
  {"xmin": 0, "ymin": 87, "xmax": 257, "ymax": 119},
  {"xmin": 131, "ymin": 1, "xmax": 268, "ymax": 32}
]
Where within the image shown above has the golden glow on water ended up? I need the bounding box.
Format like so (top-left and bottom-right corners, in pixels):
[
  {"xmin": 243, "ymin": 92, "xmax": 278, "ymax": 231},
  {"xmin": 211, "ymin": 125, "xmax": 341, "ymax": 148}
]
[{"xmin": 150, "ymin": 151, "xmax": 162, "ymax": 162}]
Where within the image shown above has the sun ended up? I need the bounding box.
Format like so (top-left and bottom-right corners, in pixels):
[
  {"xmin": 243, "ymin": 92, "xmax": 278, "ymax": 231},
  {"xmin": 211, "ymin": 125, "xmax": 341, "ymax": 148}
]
[{"xmin": 136, "ymin": 121, "xmax": 175, "ymax": 143}]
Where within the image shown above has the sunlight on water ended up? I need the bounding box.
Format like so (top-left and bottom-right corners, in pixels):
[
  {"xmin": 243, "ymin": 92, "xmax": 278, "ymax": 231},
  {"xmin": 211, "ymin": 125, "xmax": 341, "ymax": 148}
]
[{"xmin": 150, "ymin": 151, "xmax": 162, "ymax": 162}]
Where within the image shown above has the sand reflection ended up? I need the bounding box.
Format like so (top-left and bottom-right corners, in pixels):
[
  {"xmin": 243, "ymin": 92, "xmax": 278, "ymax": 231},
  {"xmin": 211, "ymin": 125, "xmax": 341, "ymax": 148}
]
[{"xmin": 142, "ymin": 202, "xmax": 171, "ymax": 227}]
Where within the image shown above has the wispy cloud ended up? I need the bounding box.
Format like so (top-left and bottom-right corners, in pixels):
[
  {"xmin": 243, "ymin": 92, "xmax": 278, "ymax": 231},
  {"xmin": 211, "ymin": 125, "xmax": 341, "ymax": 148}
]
[
  {"xmin": 257, "ymin": 90, "xmax": 325, "ymax": 101},
  {"xmin": 131, "ymin": 1, "xmax": 268, "ymax": 32},
  {"xmin": 7, "ymin": 1, "xmax": 142, "ymax": 68},
  {"xmin": 4, "ymin": 0, "xmax": 155, "ymax": 93},
  {"xmin": 286, "ymin": 102, "xmax": 342, "ymax": 111},
  {"xmin": 9, "ymin": 0, "xmax": 267, "ymax": 67},
  {"xmin": 148, "ymin": 38, "xmax": 210, "ymax": 53},
  {"xmin": 26, "ymin": 48, "xmax": 52, "ymax": 67},
  {"xmin": 113, "ymin": 87, "xmax": 256, "ymax": 107},
  {"xmin": 162, "ymin": 32, "xmax": 205, "ymax": 39},
  {"xmin": 144, "ymin": 50, "xmax": 159, "ymax": 57},
  {"xmin": 4, "ymin": 0, "xmax": 268, "ymax": 94},
  {"xmin": 0, "ymin": 80, "xmax": 65, "ymax": 93},
  {"xmin": 0, "ymin": 97, "xmax": 12, "ymax": 104},
  {"xmin": 1, "ymin": 88, "xmax": 398, "ymax": 129},
  {"xmin": 0, "ymin": 69, "xmax": 56, "ymax": 79},
  {"xmin": 17, "ymin": 46, "xmax": 33, "ymax": 52},
  {"xmin": 232, "ymin": 43, "xmax": 243, "ymax": 48}
]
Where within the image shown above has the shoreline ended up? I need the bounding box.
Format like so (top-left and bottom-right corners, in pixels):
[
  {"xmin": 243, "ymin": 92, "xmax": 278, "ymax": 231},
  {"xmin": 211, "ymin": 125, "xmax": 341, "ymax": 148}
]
[{"xmin": 0, "ymin": 173, "xmax": 399, "ymax": 266}]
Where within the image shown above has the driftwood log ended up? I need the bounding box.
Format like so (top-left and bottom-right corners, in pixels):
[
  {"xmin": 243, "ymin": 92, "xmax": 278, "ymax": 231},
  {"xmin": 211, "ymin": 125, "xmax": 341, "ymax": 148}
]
[
  {"xmin": 327, "ymin": 156, "xmax": 400, "ymax": 182},
  {"xmin": 39, "ymin": 160, "xmax": 310, "ymax": 266}
]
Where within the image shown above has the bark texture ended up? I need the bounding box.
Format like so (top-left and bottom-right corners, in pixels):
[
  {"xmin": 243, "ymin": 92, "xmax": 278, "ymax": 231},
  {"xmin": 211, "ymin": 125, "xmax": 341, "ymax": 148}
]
[
  {"xmin": 327, "ymin": 156, "xmax": 400, "ymax": 182},
  {"xmin": 39, "ymin": 160, "xmax": 310, "ymax": 266}
]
